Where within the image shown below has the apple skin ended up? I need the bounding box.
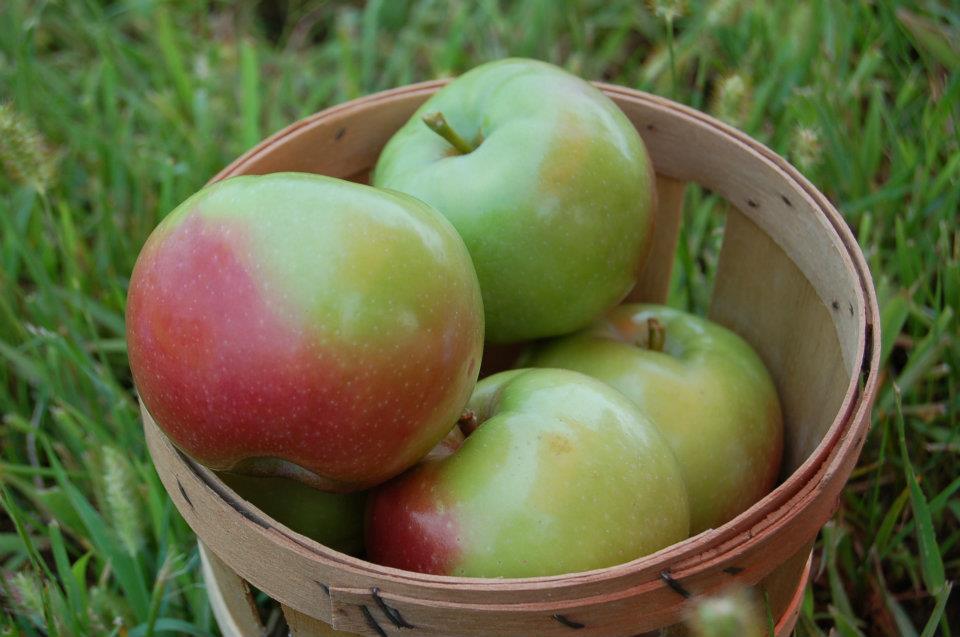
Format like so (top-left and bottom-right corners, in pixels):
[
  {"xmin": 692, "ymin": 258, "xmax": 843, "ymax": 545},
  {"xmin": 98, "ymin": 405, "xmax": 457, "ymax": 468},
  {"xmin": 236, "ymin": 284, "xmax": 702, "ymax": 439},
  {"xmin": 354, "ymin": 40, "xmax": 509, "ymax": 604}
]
[
  {"xmin": 523, "ymin": 304, "xmax": 783, "ymax": 534},
  {"xmin": 217, "ymin": 472, "xmax": 365, "ymax": 555},
  {"xmin": 127, "ymin": 173, "xmax": 484, "ymax": 491},
  {"xmin": 365, "ymin": 368, "xmax": 690, "ymax": 578},
  {"xmin": 373, "ymin": 58, "xmax": 654, "ymax": 343}
]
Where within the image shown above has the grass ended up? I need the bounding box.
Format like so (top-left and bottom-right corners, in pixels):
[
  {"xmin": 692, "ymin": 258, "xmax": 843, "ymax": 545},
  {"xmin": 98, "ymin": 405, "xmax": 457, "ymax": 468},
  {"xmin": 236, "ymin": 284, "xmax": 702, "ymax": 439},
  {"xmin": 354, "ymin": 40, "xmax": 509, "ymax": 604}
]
[{"xmin": 0, "ymin": 0, "xmax": 956, "ymax": 635}]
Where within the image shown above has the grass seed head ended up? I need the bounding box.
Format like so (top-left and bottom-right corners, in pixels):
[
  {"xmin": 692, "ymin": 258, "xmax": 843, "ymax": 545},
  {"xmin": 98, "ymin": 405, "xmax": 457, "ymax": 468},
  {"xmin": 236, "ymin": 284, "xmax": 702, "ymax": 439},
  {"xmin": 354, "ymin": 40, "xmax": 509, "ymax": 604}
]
[{"xmin": 0, "ymin": 103, "xmax": 57, "ymax": 194}]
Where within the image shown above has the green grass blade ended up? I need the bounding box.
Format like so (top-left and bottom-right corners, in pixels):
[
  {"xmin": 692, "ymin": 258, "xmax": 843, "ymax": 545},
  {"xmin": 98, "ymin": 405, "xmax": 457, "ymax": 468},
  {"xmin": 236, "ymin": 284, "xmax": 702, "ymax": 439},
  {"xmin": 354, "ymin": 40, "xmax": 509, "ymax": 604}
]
[
  {"xmin": 880, "ymin": 307, "xmax": 954, "ymax": 411},
  {"xmin": 883, "ymin": 586, "xmax": 920, "ymax": 637},
  {"xmin": 239, "ymin": 41, "xmax": 261, "ymax": 151},
  {"xmin": 360, "ymin": 0, "xmax": 383, "ymax": 91},
  {"xmin": 873, "ymin": 486, "xmax": 910, "ymax": 555},
  {"xmin": 154, "ymin": 8, "xmax": 194, "ymax": 116},
  {"xmin": 879, "ymin": 294, "xmax": 911, "ymax": 368},
  {"xmin": 129, "ymin": 617, "xmax": 214, "ymax": 637},
  {"xmin": 897, "ymin": 9, "xmax": 960, "ymax": 69},
  {"xmin": 0, "ymin": 339, "xmax": 48, "ymax": 387},
  {"xmin": 894, "ymin": 386, "xmax": 947, "ymax": 596},
  {"xmin": 47, "ymin": 522, "xmax": 84, "ymax": 635},
  {"xmin": 44, "ymin": 442, "xmax": 152, "ymax": 620},
  {"xmin": 919, "ymin": 582, "xmax": 953, "ymax": 637},
  {"xmin": 0, "ymin": 485, "xmax": 51, "ymax": 578}
]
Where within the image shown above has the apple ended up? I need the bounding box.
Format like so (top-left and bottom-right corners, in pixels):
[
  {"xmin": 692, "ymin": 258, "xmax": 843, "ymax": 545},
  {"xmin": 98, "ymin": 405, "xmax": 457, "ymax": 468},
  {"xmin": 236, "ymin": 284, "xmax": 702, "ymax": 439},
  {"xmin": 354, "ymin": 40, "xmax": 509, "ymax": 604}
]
[
  {"xmin": 217, "ymin": 472, "xmax": 365, "ymax": 555},
  {"xmin": 523, "ymin": 304, "xmax": 783, "ymax": 534},
  {"xmin": 365, "ymin": 368, "xmax": 690, "ymax": 577},
  {"xmin": 373, "ymin": 58, "xmax": 654, "ymax": 343},
  {"xmin": 127, "ymin": 173, "xmax": 484, "ymax": 491}
]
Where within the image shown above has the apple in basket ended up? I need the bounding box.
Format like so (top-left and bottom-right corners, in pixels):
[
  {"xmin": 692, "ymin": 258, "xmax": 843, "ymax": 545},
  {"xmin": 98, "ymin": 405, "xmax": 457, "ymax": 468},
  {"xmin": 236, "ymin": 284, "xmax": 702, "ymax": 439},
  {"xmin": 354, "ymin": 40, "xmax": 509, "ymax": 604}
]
[
  {"xmin": 365, "ymin": 368, "xmax": 690, "ymax": 577},
  {"xmin": 127, "ymin": 173, "xmax": 484, "ymax": 491},
  {"xmin": 523, "ymin": 304, "xmax": 784, "ymax": 533},
  {"xmin": 373, "ymin": 57, "xmax": 656, "ymax": 343}
]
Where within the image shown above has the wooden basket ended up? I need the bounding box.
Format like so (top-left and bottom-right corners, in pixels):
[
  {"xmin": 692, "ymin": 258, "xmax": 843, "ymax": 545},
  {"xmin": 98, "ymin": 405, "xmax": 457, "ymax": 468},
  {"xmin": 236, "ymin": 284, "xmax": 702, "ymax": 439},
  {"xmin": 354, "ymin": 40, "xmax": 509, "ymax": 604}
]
[{"xmin": 143, "ymin": 81, "xmax": 880, "ymax": 636}]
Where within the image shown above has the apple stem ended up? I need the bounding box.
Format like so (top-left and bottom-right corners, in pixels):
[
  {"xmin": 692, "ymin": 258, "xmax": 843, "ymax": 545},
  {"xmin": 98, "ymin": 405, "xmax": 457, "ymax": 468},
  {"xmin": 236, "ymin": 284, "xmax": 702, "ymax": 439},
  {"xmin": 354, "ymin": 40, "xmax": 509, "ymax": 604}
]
[
  {"xmin": 422, "ymin": 111, "xmax": 477, "ymax": 154},
  {"xmin": 638, "ymin": 317, "xmax": 666, "ymax": 353},
  {"xmin": 457, "ymin": 409, "xmax": 479, "ymax": 437}
]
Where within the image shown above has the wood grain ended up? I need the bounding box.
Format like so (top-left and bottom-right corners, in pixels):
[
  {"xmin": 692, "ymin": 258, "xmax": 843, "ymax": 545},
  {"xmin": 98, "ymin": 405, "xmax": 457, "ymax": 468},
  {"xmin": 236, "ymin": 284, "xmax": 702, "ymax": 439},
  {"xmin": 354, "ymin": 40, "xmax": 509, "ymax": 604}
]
[{"xmin": 711, "ymin": 209, "xmax": 852, "ymax": 474}]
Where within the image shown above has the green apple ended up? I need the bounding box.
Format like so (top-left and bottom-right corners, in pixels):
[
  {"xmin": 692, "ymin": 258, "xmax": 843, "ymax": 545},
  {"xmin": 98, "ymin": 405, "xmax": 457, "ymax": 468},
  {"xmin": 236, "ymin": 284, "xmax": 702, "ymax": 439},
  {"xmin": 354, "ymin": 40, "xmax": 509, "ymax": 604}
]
[
  {"xmin": 373, "ymin": 58, "xmax": 654, "ymax": 343},
  {"xmin": 218, "ymin": 472, "xmax": 365, "ymax": 555},
  {"xmin": 523, "ymin": 304, "xmax": 783, "ymax": 534},
  {"xmin": 364, "ymin": 368, "xmax": 689, "ymax": 577},
  {"xmin": 127, "ymin": 173, "xmax": 484, "ymax": 492}
]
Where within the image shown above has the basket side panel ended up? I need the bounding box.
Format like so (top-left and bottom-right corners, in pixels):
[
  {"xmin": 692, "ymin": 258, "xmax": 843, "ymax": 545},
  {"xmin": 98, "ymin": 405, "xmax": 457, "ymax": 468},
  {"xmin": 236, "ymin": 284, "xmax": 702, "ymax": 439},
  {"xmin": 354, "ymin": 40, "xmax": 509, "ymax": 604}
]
[
  {"xmin": 627, "ymin": 175, "xmax": 686, "ymax": 304},
  {"xmin": 710, "ymin": 209, "xmax": 850, "ymax": 473},
  {"xmin": 216, "ymin": 89, "xmax": 435, "ymax": 180},
  {"xmin": 757, "ymin": 541, "xmax": 813, "ymax": 625},
  {"xmin": 324, "ymin": 509, "xmax": 824, "ymax": 637},
  {"xmin": 608, "ymin": 88, "xmax": 863, "ymax": 378},
  {"xmin": 199, "ymin": 541, "xmax": 264, "ymax": 637},
  {"xmin": 145, "ymin": 413, "xmax": 344, "ymax": 623}
]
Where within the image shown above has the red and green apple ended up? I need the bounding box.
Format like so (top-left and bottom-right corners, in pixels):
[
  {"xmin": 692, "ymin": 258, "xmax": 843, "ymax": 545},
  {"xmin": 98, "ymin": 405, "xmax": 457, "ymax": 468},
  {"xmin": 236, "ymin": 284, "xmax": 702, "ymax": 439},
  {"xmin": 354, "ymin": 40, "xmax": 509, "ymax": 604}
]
[
  {"xmin": 365, "ymin": 368, "xmax": 690, "ymax": 577},
  {"xmin": 523, "ymin": 304, "xmax": 783, "ymax": 534},
  {"xmin": 373, "ymin": 58, "xmax": 655, "ymax": 343},
  {"xmin": 127, "ymin": 173, "xmax": 484, "ymax": 492}
]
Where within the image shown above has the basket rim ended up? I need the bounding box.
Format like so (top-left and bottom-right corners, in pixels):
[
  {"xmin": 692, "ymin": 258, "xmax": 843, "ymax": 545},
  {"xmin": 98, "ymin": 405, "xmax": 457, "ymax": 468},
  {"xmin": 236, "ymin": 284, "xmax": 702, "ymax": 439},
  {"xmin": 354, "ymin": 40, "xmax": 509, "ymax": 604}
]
[{"xmin": 154, "ymin": 79, "xmax": 881, "ymax": 592}]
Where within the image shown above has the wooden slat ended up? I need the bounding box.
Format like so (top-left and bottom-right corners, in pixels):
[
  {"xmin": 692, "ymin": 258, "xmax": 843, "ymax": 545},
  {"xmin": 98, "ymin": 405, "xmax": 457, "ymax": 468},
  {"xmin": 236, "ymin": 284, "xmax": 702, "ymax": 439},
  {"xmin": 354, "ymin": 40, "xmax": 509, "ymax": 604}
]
[
  {"xmin": 199, "ymin": 541, "xmax": 263, "ymax": 637},
  {"xmin": 323, "ymin": 518, "xmax": 815, "ymax": 636},
  {"xmin": 602, "ymin": 84, "xmax": 863, "ymax": 376},
  {"xmin": 212, "ymin": 84, "xmax": 440, "ymax": 182},
  {"xmin": 324, "ymin": 554, "xmax": 811, "ymax": 636},
  {"xmin": 757, "ymin": 542, "xmax": 813, "ymax": 625},
  {"xmin": 710, "ymin": 209, "xmax": 851, "ymax": 473},
  {"xmin": 628, "ymin": 175, "xmax": 686, "ymax": 304},
  {"xmin": 773, "ymin": 552, "xmax": 810, "ymax": 637}
]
